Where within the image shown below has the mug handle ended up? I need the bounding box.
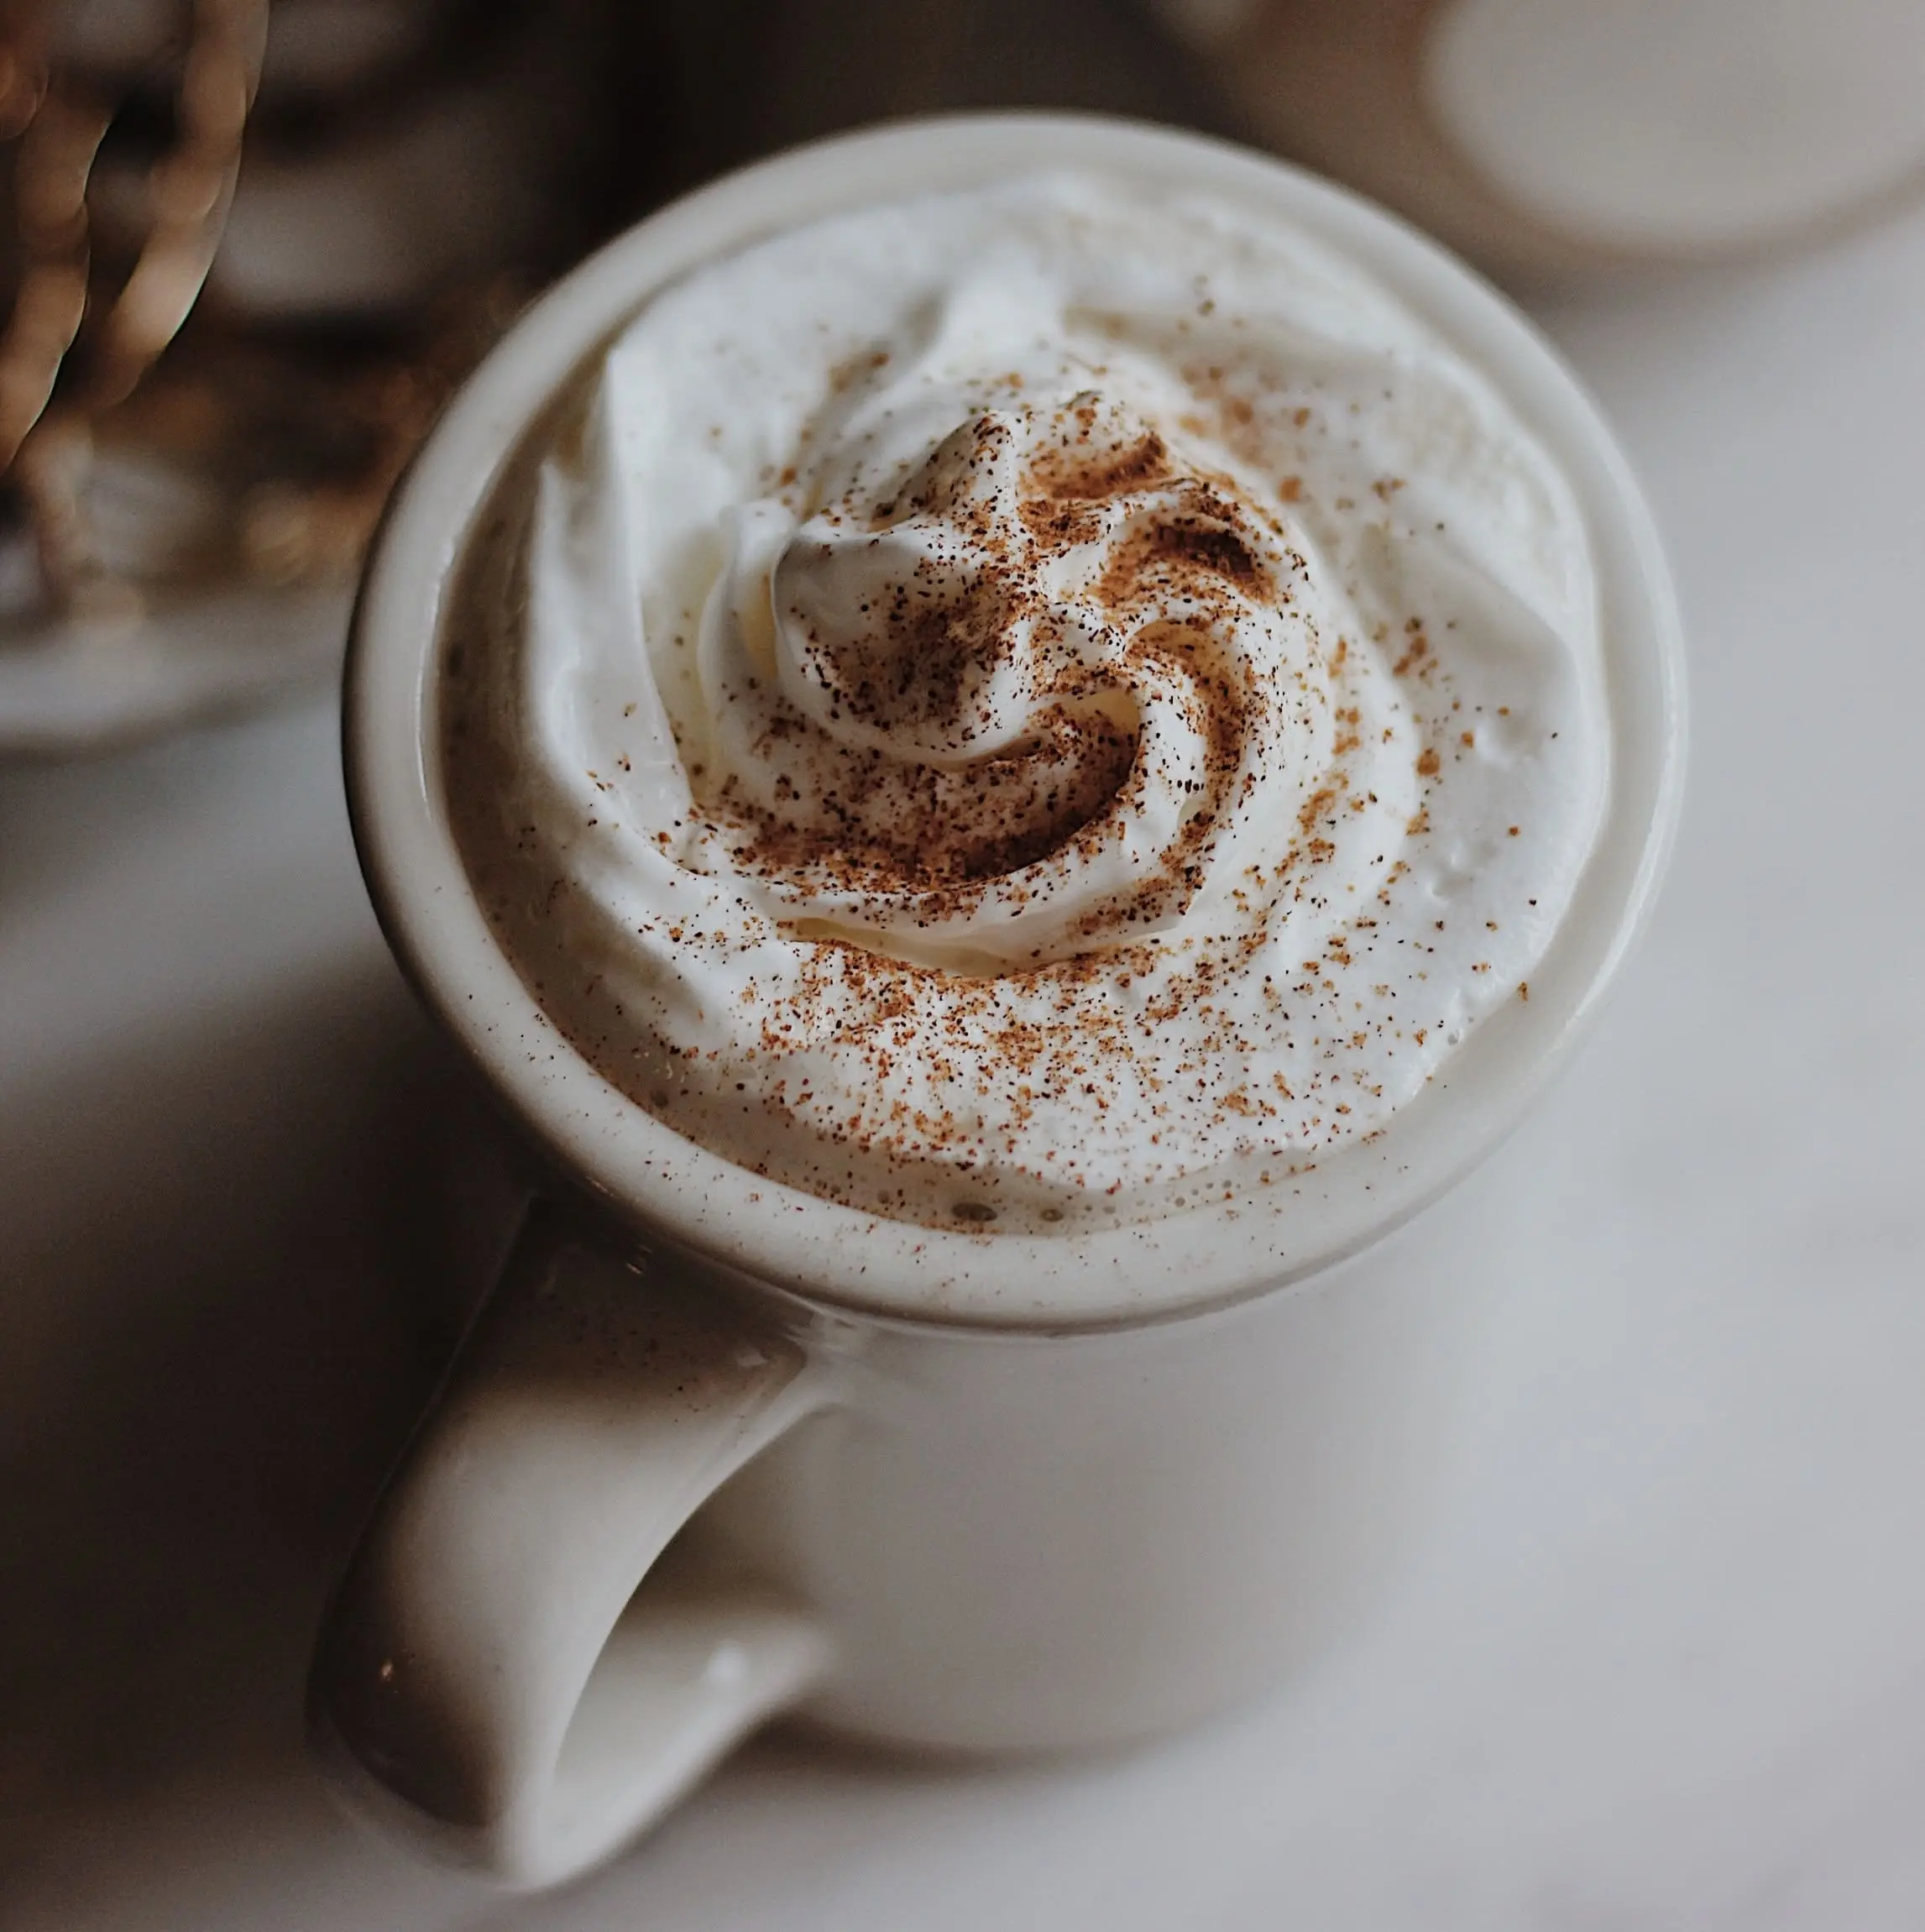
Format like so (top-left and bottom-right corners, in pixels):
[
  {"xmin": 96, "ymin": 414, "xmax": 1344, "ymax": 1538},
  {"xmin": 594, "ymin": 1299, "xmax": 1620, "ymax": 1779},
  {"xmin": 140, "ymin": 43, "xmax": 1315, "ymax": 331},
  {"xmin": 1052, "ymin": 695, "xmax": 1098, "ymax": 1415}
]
[{"xmin": 307, "ymin": 1202, "xmax": 833, "ymax": 1888}]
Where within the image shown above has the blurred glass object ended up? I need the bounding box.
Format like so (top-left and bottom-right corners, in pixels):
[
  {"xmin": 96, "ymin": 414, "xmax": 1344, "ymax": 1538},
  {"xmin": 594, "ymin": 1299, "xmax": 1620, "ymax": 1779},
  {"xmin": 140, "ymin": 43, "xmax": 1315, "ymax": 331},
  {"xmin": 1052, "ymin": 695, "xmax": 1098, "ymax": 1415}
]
[
  {"xmin": 1148, "ymin": 0, "xmax": 1925, "ymax": 279},
  {"xmin": 0, "ymin": 0, "xmax": 645, "ymax": 754}
]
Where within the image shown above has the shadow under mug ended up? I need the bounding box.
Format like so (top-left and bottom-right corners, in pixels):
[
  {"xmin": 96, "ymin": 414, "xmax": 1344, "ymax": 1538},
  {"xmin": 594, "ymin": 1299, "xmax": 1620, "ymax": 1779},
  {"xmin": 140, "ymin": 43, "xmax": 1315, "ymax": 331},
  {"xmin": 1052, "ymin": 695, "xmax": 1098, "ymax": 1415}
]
[{"xmin": 311, "ymin": 113, "xmax": 1686, "ymax": 1890}]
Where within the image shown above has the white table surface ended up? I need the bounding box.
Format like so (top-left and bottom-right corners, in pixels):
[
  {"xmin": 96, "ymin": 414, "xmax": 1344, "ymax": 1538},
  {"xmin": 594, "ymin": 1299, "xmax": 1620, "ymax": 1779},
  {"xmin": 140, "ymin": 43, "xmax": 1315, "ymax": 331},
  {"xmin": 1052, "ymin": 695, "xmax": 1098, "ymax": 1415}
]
[{"xmin": 5, "ymin": 191, "xmax": 1925, "ymax": 1931}]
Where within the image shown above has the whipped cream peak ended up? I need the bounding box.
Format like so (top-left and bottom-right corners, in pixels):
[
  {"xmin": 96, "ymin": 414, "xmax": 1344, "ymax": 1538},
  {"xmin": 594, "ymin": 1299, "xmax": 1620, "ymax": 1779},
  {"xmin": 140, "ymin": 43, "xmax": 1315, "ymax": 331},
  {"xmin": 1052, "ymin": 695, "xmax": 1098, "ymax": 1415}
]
[
  {"xmin": 444, "ymin": 175, "xmax": 1607, "ymax": 1233},
  {"xmin": 695, "ymin": 386, "xmax": 1349, "ymax": 972}
]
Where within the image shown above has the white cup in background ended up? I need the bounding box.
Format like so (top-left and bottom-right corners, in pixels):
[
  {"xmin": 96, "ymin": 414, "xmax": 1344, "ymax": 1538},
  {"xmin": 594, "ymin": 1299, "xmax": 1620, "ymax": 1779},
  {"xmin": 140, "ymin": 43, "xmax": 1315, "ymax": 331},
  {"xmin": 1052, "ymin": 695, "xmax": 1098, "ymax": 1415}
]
[{"xmin": 1153, "ymin": 0, "xmax": 1925, "ymax": 276}]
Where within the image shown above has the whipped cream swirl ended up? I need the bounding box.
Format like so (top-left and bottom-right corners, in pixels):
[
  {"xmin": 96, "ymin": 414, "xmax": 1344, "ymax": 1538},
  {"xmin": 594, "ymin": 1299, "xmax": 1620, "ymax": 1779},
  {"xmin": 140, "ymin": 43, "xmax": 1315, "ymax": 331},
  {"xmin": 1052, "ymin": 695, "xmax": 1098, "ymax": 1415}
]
[
  {"xmin": 445, "ymin": 175, "xmax": 1607, "ymax": 1232},
  {"xmin": 706, "ymin": 390, "xmax": 1388, "ymax": 972}
]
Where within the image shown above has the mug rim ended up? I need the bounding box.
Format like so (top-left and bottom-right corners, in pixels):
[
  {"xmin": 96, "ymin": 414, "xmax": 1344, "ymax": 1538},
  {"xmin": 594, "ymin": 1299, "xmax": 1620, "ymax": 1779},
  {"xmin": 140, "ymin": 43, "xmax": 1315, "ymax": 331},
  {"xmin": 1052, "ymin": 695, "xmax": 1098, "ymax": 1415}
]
[{"xmin": 345, "ymin": 110, "xmax": 1686, "ymax": 1332}]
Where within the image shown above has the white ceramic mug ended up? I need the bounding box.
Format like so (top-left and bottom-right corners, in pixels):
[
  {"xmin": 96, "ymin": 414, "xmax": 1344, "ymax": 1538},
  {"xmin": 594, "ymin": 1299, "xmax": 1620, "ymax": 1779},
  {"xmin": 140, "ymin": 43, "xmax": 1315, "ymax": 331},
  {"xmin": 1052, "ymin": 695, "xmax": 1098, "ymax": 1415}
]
[{"xmin": 312, "ymin": 113, "xmax": 1686, "ymax": 1891}]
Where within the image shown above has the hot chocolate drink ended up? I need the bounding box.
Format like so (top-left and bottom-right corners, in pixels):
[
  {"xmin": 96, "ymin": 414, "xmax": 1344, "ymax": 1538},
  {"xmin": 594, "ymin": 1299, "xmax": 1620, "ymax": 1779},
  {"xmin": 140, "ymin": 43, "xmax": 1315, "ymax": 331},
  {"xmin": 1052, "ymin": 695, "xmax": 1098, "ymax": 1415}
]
[{"xmin": 442, "ymin": 174, "xmax": 1606, "ymax": 1233}]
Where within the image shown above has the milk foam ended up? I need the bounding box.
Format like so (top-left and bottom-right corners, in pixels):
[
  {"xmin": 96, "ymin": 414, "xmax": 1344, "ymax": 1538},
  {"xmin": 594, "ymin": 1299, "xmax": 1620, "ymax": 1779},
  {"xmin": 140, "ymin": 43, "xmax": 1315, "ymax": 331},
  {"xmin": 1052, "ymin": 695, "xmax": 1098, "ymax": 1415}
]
[{"xmin": 444, "ymin": 175, "xmax": 1607, "ymax": 1232}]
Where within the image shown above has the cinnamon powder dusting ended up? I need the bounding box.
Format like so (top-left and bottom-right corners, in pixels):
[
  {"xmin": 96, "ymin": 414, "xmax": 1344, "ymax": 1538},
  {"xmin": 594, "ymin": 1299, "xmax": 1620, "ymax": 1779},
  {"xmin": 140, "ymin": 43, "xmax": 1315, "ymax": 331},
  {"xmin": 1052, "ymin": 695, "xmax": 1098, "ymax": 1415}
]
[{"xmin": 441, "ymin": 177, "xmax": 1601, "ymax": 1236}]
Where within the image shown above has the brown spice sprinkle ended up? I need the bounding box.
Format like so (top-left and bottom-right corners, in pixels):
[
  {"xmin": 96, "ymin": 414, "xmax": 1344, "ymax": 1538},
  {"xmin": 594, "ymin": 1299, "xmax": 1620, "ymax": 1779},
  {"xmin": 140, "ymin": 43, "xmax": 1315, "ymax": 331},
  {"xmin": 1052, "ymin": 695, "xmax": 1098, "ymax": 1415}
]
[
  {"xmin": 702, "ymin": 394, "xmax": 1279, "ymax": 935},
  {"xmin": 441, "ymin": 322, "xmax": 1582, "ymax": 1232},
  {"xmin": 534, "ymin": 385, "xmax": 1467, "ymax": 1207}
]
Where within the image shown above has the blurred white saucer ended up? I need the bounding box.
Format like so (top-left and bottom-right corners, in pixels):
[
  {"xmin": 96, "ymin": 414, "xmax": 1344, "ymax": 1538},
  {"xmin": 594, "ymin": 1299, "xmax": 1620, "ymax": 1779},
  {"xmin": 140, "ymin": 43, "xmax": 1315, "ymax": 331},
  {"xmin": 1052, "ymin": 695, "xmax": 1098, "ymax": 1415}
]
[{"xmin": 0, "ymin": 584, "xmax": 350, "ymax": 757}]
